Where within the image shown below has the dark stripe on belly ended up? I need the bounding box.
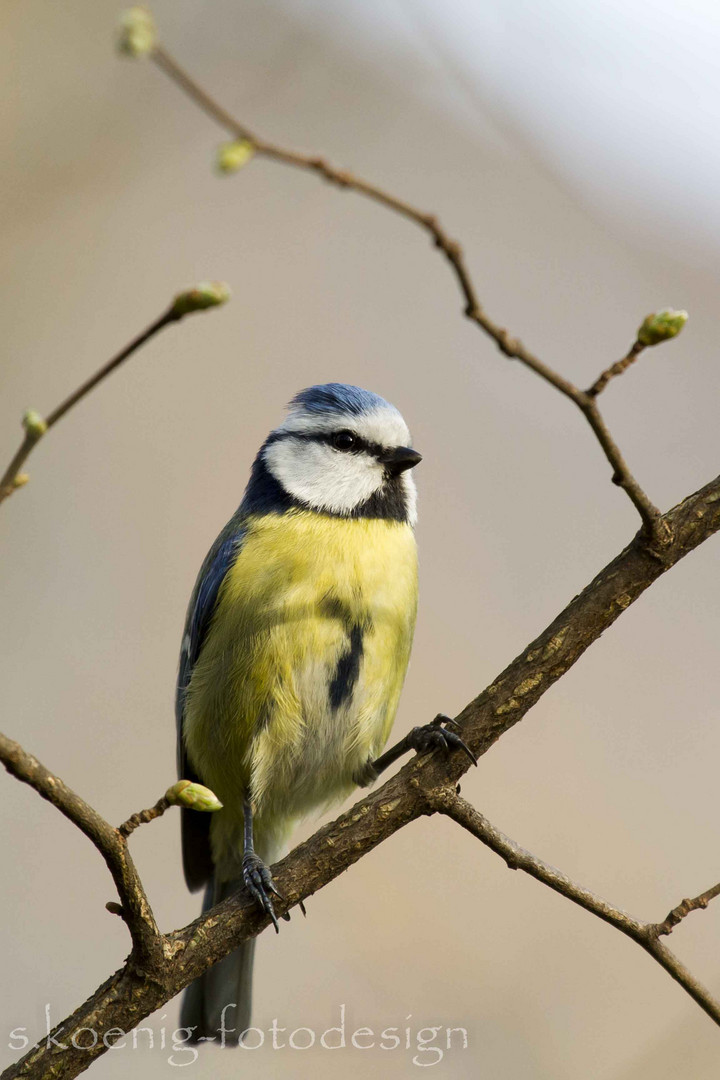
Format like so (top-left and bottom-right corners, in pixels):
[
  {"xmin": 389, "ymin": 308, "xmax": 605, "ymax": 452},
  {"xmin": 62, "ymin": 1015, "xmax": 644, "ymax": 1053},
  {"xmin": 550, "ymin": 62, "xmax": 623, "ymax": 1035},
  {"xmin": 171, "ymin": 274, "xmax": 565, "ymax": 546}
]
[{"xmin": 329, "ymin": 622, "xmax": 364, "ymax": 710}]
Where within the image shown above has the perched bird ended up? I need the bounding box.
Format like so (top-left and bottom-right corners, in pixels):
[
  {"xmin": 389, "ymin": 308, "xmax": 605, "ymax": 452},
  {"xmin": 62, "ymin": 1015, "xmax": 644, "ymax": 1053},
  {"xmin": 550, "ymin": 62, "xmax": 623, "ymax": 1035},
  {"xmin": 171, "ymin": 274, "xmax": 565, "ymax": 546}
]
[{"xmin": 177, "ymin": 383, "xmax": 472, "ymax": 1042}]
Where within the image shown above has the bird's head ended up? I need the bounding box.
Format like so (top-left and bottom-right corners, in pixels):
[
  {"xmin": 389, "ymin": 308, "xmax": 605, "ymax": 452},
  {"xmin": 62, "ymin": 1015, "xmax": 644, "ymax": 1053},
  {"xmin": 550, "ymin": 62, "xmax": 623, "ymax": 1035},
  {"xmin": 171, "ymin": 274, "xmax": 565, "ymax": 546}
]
[{"xmin": 257, "ymin": 383, "xmax": 421, "ymax": 524}]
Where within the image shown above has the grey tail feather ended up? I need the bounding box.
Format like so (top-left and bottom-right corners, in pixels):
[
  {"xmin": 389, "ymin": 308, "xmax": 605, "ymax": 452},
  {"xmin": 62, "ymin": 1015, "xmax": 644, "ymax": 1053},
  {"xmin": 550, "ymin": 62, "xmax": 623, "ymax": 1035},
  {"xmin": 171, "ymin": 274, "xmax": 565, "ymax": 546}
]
[{"xmin": 180, "ymin": 877, "xmax": 255, "ymax": 1045}]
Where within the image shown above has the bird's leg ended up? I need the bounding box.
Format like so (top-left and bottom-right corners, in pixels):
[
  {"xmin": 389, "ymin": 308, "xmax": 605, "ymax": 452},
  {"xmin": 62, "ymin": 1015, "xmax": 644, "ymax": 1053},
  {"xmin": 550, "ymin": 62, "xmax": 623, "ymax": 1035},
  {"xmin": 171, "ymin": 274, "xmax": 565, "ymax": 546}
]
[
  {"xmin": 354, "ymin": 714, "xmax": 477, "ymax": 787},
  {"xmin": 242, "ymin": 796, "xmax": 283, "ymax": 933}
]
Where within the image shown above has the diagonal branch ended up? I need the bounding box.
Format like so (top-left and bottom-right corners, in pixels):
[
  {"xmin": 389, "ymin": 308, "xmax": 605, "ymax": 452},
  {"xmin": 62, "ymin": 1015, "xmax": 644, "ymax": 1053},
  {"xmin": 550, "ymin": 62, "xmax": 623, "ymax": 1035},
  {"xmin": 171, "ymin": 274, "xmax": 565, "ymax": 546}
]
[
  {"xmin": 150, "ymin": 43, "xmax": 666, "ymax": 539},
  {"xmin": 432, "ymin": 788, "xmax": 720, "ymax": 1025},
  {"xmin": 5, "ymin": 469, "xmax": 720, "ymax": 1078}
]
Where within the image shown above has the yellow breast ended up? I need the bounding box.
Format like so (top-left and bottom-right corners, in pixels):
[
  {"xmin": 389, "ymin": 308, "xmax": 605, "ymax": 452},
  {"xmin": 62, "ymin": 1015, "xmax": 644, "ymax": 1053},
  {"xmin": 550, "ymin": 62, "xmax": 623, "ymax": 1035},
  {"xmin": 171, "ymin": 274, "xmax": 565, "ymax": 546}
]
[{"xmin": 184, "ymin": 509, "xmax": 418, "ymax": 837}]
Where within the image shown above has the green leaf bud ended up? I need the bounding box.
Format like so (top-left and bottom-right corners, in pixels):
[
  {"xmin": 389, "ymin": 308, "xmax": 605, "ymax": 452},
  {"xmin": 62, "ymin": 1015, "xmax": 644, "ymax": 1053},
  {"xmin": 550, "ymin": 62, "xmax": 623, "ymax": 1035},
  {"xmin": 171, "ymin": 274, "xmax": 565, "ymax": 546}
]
[
  {"xmin": 636, "ymin": 309, "xmax": 688, "ymax": 347},
  {"xmin": 216, "ymin": 140, "xmax": 256, "ymax": 174},
  {"xmin": 22, "ymin": 410, "xmax": 47, "ymax": 442},
  {"xmin": 170, "ymin": 281, "xmax": 231, "ymax": 318},
  {"xmin": 165, "ymin": 779, "xmax": 223, "ymax": 812},
  {"xmin": 117, "ymin": 7, "xmax": 157, "ymax": 58}
]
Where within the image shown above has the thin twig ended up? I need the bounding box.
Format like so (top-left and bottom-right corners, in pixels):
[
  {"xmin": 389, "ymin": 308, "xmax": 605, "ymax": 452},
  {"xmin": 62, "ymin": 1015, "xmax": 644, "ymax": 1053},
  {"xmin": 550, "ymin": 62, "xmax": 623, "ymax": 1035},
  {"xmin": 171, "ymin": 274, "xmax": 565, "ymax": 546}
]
[
  {"xmin": 150, "ymin": 44, "xmax": 666, "ymax": 540},
  {"xmin": 432, "ymin": 788, "xmax": 720, "ymax": 1026},
  {"xmin": 44, "ymin": 311, "xmax": 177, "ymax": 430},
  {"xmin": 0, "ymin": 282, "xmax": 231, "ymax": 508},
  {"xmin": 0, "ymin": 732, "xmax": 162, "ymax": 969},
  {"xmin": 579, "ymin": 396, "xmax": 666, "ymax": 537},
  {"xmin": 651, "ymin": 881, "xmax": 720, "ymax": 937},
  {"xmin": 118, "ymin": 796, "xmax": 171, "ymax": 838},
  {"xmin": 0, "ymin": 309, "xmax": 174, "ymax": 506},
  {"xmin": 587, "ymin": 341, "xmax": 646, "ymax": 397}
]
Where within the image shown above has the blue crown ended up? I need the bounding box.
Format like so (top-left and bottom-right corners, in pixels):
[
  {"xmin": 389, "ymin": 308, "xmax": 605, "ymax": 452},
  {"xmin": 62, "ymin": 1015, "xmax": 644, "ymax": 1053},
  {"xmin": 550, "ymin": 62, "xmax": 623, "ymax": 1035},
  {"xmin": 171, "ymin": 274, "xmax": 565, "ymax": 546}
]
[{"xmin": 289, "ymin": 383, "xmax": 394, "ymax": 417}]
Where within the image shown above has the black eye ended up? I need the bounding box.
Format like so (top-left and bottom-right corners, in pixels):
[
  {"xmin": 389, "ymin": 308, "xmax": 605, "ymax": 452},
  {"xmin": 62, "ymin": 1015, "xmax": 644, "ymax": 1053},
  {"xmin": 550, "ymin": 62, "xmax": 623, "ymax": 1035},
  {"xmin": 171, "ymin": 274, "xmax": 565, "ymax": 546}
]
[{"xmin": 332, "ymin": 430, "xmax": 357, "ymax": 451}]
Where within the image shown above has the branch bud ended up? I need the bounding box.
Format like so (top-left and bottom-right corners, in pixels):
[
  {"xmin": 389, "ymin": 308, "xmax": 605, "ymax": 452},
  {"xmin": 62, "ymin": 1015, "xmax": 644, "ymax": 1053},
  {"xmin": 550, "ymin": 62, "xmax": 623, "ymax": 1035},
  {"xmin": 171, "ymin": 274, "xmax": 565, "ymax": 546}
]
[
  {"xmin": 12, "ymin": 474, "xmax": 29, "ymax": 489},
  {"xmin": 216, "ymin": 140, "xmax": 255, "ymax": 174},
  {"xmin": 22, "ymin": 410, "xmax": 47, "ymax": 442},
  {"xmin": 117, "ymin": 6, "xmax": 157, "ymax": 58},
  {"xmin": 170, "ymin": 281, "xmax": 231, "ymax": 318},
  {"xmin": 165, "ymin": 779, "xmax": 223, "ymax": 812},
  {"xmin": 636, "ymin": 309, "xmax": 688, "ymax": 347}
]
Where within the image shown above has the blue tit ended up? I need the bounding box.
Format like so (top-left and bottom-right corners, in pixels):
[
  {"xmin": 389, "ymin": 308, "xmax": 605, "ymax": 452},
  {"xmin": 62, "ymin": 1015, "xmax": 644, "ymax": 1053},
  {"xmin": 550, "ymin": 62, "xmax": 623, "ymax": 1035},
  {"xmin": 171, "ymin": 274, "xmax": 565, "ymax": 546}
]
[{"xmin": 177, "ymin": 383, "xmax": 471, "ymax": 1043}]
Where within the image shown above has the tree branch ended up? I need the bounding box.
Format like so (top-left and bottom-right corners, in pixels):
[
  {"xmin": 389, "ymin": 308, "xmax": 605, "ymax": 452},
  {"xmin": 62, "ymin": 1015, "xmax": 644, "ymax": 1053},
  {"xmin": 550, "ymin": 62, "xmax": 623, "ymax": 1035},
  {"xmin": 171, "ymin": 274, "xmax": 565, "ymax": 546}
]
[
  {"xmin": 431, "ymin": 788, "xmax": 720, "ymax": 1026},
  {"xmin": 150, "ymin": 43, "xmax": 667, "ymax": 539},
  {"xmin": 5, "ymin": 469, "xmax": 720, "ymax": 1078}
]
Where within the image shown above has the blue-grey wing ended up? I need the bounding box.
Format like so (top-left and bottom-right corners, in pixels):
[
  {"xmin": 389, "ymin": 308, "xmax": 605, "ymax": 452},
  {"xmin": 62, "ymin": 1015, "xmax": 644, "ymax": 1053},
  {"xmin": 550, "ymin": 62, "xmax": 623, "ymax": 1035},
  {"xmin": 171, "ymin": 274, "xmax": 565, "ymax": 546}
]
[{"xmin": 176, "ymin": 513, "xmax": 247, "ymax": 891}]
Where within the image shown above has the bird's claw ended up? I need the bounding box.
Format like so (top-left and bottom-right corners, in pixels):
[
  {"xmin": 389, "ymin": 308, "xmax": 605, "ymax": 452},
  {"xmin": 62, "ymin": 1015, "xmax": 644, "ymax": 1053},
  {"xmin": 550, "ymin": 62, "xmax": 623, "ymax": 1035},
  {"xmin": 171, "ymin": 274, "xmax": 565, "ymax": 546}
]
[
  {"xmin": 280, "ymin": 898, "xmax": 307, "ymax": 923},
  {"xmin": 408, "ymin": 714, "xmax": 477, "ymax": 767},
  {"xmin": 242, "ymin": 852, "xmax": 283, "ymax": 933}
]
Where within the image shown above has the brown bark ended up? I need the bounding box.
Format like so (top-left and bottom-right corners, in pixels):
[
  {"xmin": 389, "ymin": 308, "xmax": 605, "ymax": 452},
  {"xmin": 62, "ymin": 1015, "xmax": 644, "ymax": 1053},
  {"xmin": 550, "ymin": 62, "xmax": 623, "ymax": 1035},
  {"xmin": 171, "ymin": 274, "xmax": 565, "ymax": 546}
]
[{"xmin": 4, "ymin": 472, "xmax": 720, "ymax": 1079}]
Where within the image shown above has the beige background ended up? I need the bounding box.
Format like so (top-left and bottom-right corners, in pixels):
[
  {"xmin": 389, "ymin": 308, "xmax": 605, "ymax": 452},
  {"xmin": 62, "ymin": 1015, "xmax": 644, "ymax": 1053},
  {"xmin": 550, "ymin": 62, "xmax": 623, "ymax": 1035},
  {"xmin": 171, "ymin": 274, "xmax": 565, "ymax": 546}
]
[{"xmin": 2, "ymin": 2, "xmax": 720, "ymax": 1077}]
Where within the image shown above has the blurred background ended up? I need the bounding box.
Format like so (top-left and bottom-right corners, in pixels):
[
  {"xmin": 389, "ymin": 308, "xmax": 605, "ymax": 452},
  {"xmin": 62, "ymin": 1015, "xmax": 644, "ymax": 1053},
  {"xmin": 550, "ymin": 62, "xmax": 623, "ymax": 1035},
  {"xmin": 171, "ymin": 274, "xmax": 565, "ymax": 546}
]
[{"xmin": 3, "ymin": 1, "xmax": 720, "ymax": 1076}]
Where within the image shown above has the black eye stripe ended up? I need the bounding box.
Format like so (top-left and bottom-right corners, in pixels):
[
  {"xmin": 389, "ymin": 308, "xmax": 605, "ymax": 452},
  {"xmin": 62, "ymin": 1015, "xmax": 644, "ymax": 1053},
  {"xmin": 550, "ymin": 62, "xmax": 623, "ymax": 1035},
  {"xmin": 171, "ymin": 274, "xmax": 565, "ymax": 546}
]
[
  {"xmin": 280, "ymin": 430, "xmax": 386, "ymax": 458},
  {"xmin": 325, "ymin": 432, "xmax": 385, "ymax": 457}
]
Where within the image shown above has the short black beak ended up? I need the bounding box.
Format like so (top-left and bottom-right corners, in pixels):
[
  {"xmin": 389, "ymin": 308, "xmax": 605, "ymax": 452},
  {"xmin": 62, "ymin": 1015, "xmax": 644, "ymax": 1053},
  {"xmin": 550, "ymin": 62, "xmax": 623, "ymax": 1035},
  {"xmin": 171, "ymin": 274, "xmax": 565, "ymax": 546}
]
[{"xmin": 380, "ymin": 446, "xmax": 423, "ymax": 476}]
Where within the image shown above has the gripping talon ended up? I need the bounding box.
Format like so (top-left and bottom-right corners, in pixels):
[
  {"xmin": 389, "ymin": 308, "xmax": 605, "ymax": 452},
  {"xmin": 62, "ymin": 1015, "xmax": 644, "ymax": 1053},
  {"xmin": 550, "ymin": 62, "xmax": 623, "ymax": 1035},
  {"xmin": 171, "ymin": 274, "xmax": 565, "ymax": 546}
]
[
  {"xmin": 408, "ymin": 715, "xmax": 477, "ymax": 767},
  {"xmin": 435, "ymin": 713, "xmax": 460, "ymax": 732},
  {"xmin": 242, "ymin": 853, "xmax": 282, "ymax": 932},
  {"xmin": 433, "ymin": 715, "xmax": 477, "ymax": 765},
  {"xmin": 444, "ymin": 728, "xmax": 478, "ymax": 767}
]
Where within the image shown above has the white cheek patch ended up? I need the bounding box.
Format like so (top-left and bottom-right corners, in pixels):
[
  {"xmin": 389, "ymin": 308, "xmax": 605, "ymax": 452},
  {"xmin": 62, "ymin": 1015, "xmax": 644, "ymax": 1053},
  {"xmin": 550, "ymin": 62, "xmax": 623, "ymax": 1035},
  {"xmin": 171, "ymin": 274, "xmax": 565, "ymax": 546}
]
[{"xmin": 264, "ymin": 438, "xmax": 386, "ymax": 515}]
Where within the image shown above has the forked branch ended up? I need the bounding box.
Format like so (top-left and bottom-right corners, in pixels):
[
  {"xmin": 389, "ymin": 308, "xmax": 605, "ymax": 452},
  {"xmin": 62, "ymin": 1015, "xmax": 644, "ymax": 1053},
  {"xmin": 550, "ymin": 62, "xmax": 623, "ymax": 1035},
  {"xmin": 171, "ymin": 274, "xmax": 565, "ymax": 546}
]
[{"xmin": 432, "ymin": 789, "xmax": 720, "ymax": 1025}]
